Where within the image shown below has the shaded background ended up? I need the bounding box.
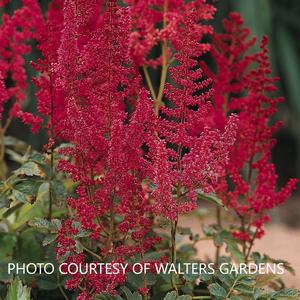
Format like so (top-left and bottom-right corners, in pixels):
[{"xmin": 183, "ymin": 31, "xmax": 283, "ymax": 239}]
[{"xmin": 2, "ymin": 1, "xmax": 300, "ymax": 226}]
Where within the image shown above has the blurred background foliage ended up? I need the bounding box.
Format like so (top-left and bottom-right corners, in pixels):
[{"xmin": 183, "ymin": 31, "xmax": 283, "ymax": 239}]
[{"xmin": 1, "ymin": 0, "xmax": 299, "ymax": 219}]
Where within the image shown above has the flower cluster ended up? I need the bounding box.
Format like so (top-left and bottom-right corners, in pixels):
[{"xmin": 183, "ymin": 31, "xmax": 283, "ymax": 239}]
[
  {"xmin": 149, "ymin": 1, "xmax": 238, "ymax": 221},
  {"xmin": 53, "ymin": 0, "xmax": 158, "ymax": 297},
  {"xmin": 0, "ymin": 0, "xmax": 42, "ymax": 132},
  {"xmin": 207, "ymin": 13, "xmax": 298, "ymax": 242}
]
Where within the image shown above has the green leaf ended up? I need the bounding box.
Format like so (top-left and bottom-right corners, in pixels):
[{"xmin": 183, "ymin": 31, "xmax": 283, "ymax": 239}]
[
  {"xmin": 197, "ymin": 190, "xmax": 224, "ymax": 207},
  {"xmin": 225, "ymin": 241, "xmax": 244, "ymax": 264},
  {"xmin": 177, "ymin": 227, "xmax": 193, "ymax": 236},
  {"xmin": 36, "ymin": 182, "xmax": 50, "ymax": 203},
  {"xmin": 120, "ymin": 286, "xmax": 142, "ymax": 300},
  {"xmin": 11, "ymin": 190, "xmax": 34, "ymax": 204},
  {"xmin": 0, "ymin": 234, "xmax": 17, "ymax": 260},
  {"xmin": 12, "ymin": 203, "xmax": 44, "ymax": 230},
  {"xmin": 15, "ymin": 229, "xmax": 44, "ymax": 262},
  {"xmin": 10, "ymin": 179, "xmax": 41, "ymax": 204},
  {"xmin": 163, "ymin": 291, "xmax": 177, "ymax": 300},
  {"xmin": 29, "ymin": 218, "xmax": 61, "ymax": 232},
  {"xmin": 51, "ymin": 180, "xmax": 67, "ymax": 202},
  {"xmin": 144, "ymin": 251, "xmax": 166, "ymax": 260},
  {"xmin": 271, "ymin": 288, "xmax": 300, "ymax": 299},
  {"xmin": 214, "ymin": 232, "xmax": 224, "ymax": 247},
  {"xmin": 3, "ymin": 203, "xmax": 24, "ymax": 218},
  {"xmin": 6, "ymin": 277, "xmax": 31, "ymax": 300},
  {"xmin": 42, "ymin": 234, "xmax": 56, "ymax": 246},
  {"xmin": 208, "ymin": 283, "xmax": 227, "ymax": 298},
  {"xmin": 0, "ymin": 195, "xmax": 11, "ymax": 209},
  {"xmin": 14, "ymin": 162, "xmax": 46, "ymax": 178},
  {"xmin": 162, "ymin": 293, "xmax": 192, "ymax": 300},
  {"xmin": 29, "ymin": 218, "xmax": 51, "ymax": 230},
  {"xmin": 28, "ymin": 153, "xmax": 46, "ymax": 165},
  {"xmin": 235, "ymin": 283, "xmax": 253, "ymax": 295},
  {"xmin": 13, "ymin": 180, "xmax": 40, "ymax": 195},
  {"xmin": 216, "ymin": 272, "xmax": 234, "ymax": 288},
  {"xmin": 125, "ymin": 272, "xmax": 156, "ymax": 290}
]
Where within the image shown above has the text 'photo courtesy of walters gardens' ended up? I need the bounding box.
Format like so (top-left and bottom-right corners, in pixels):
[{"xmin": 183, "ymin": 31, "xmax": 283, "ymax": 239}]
[
  {"xmin": 0, "ymin": 0, "xmax": 299, "ymax": 300},
  {"xmin": 5, "ymin": 262, "xmax": 287, "ymax": 276}
]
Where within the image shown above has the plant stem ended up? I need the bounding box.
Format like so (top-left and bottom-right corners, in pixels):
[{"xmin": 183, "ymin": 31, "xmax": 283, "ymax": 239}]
[
  {"xmin": 155, "ymin": 0, "xmax": 169, "ymax": 115},
  {"xmin": 240, "ymin": 216, "xmax": 246, "ymax": 256},
  {"xmin": 142, "ymin": 65, "xmax": 157, "ymax": 101},
  {"xmin": 225, "ymin": 278, "xmax": 238, "ymax": 299},
  {"xmin": 244, "ymin": 227, "xmax": 258, "ymax": 262},
  {"xmin": 47, "ymin": 74, "xmax": 55, "ymax": 220},
  {"xmin": 171, "ymin": 218, "xmax": 178, "ymax": 295},
  {"xmin": 107, "ymin": 197, "xmax": 114, "ymax": 252},
  {"xmin": 56, "ymin": 271, "xmax": 69, "ymax": 300},
  {"xmin": 0, "ymin": 116, "xmax": 12, "ymax": 180},
  {"xmin": 215, "ymin": 207, "xmax": 222, "ymax": 265},
  {"xmin": 79, "ymin": 242, "xmax": 102, "ymax": 260}
]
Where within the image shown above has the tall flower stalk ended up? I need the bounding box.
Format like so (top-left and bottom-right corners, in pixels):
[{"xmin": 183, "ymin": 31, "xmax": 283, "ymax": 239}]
[{"xmin": 205, "ymin": 12, "xmax": 298, "ymax": 261}]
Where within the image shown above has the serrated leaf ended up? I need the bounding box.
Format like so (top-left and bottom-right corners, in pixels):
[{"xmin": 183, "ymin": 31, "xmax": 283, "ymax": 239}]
[
  {"xmin": 216, "ymin": 272, "xmax": 234, "ymax": 288},
  {"xmin": 235, "ymin": 283, "xmax": 254, "ymax": 295},
  {"xmin": 225, "ymin": 240, "xmax": 244, "ymax": 263},
  {"xmin": 51, "ymin": 180, "xmax": 67, "ymax": 202},
  {"xmin": 13, "ymin": 179, "xmax": 40, "ymax": 195},
  {"xmin": 14, "ymin": 162, "xmax": 45, "ymax": 178},
  {"xmin": 120, "ymin": 286, "xmax": 142, "ymax": 300},
  {"xmin": 42, "ymin": 234, "xmax": 56, "ymax": 246},
  {"xmin": 197, "ymin": 190, "xmax": 224, "ymax": 207},
  {"xmin": 271, "ymin": 288, "xmax": 300, "ymax": 299},
  {"xmin": 6, "ymin": 277, "xmax": 31, "ymax": 300},
  {"xmin": 29, "ymin": 218, "xmax": 52, "ymax": 229},
  {"xmin": 163, "ymin": 291, "xmax": 177, "ymax": 300},
  {"xmin": 29, "ymin": 153, "xmax": 46, "ymax": 165},
  {"xmin": 11, "ymin": 189, "xmax": 34, "ymax": 204},
  {"xmin": 208, "ymin": 283, "xmax": 227, "ymax": 298},
  {"xmin": 199, "ymin": 272, "xmax": 213, "ymax": 282}
]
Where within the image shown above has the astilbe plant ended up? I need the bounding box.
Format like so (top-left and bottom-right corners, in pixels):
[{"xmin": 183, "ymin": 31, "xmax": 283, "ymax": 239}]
[
  {"xmin": 52, "ymin": 0, "xmax": 160, "ymax": 297},
  {"xmin": 0, "ymin": 1, "xmax": 298, "ymax": 300},
  {"xmin": 0, "ymin": 0, "xmax": 43, "ymax": 178},
  {"xmin": 203, "ymin": 12, "xmax": 298, "ymax": 261},
  {"xmin": 37, "ymin": 0, "xmax": 237, "ymax": 297}
]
